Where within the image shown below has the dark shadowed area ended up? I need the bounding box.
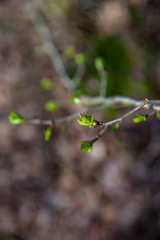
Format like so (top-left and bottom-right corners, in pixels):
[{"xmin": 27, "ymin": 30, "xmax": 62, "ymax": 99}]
[{"xmin": 0, "ymin": 0, "xmax": 160, "ymax": 240}]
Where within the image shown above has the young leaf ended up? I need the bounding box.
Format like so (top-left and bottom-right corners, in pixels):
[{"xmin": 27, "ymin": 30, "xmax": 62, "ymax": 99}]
[
  {"xmin": 80, "ymin": 141, "xmax": 93, "ymax": 152},
  {"xmin": 41, "ymin": 78, "xmax": 53, "ymax": 90},
  {"xmin": 44, "ymin": 127, "xmax": 52, "ymax": 141},
  {"xmin": 95, "ymin": 57, "xmax": 104, "ymax": 71},
  {"xmin": 75, "ymin": 53, "xmax": 86, "ymax": 65},
  {"xmin": 133, "ymin": 113, "xmax": 148, "ymax": 123},
  {"xmin": 111, "ymin": 123, "xmax": 119, "ymax": 133},
  {"xmin": 156, "ymin": 111, "xmax": 160, "ymax": 119},
  {"xmin": 9, "ymin": 112, "xmax": 25, "ymax": 125},
  {"xmin": 71, "ymin": 96, "xmax": 82, "ymax": 105},
  {"xmin": 77, "ymin": 113, "xmax": 94, "ymax": 126},
  {"xmin": 45, "ymin": 100, "xmax": 58, "ymax": 113}
]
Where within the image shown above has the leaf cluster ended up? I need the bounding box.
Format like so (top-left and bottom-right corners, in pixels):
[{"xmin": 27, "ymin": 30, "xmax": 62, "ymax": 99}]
[
  {"xmin": 77, "ymin": 113, "xmax": 94, "ymax": 127},
  {"xmin": 9, "ymin": 112, "xmax": 25, "ymax": 125}
]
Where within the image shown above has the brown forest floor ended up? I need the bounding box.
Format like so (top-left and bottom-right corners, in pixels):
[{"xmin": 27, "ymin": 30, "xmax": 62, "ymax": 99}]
[{"xmin": 0, "ymin": 1, "xmax": 160, "ymax": 240}]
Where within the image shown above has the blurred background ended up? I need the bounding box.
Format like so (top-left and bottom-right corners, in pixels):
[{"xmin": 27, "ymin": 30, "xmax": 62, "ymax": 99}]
[{"xmin": 0, "ymin": 0, "xmax": 160, "ymax": 239}]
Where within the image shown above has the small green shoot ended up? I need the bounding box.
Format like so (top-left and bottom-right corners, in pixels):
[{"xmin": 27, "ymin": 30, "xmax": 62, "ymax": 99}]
[
  {"xmin": 71, "ymin": 96, "xmax": 82, "ymax": 104},
  {"xmin": 133, "ymin": 113, "xmax": 148, "ymax": 123},
  {"xmin": 112, "ymin": 123, "xmax": 120, "ymax": 133},
  {"xmin": 70, "ymin": 90, "xmax": 82, "ymax": 104},
  {"xmin": 77, "ymin": 113, "xmax": 94, "ymax": 127},
  {"xmin": 80, "ymin": 141, "xmax": 93, "ymax": 152},
  {"xmin": 44, "ymin": 127, "xmax": 52, "ymax": 141},
  {"xmin": 9, "ymin": 112, "xmax": 25, "ymax": 125},
  {"xmin": 156, "ymin": 111, "xmax": 160, "ymax": 119},
  {"xmin": 95, "ymin": 57, "xmax": 105, "ymax": 71},
  {"xmin": 75, "ymin": 53, "xmax": 86, "ymax": 65},
  {"xmin": 41, "ymin": 78, "xmax": 53, "ymax": 90},
  {"xmin": 45, "ymin": 100, "xmax": 58, "ymax": 113}
]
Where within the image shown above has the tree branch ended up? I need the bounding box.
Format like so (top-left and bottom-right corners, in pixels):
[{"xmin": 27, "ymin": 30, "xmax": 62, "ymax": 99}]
[
  {"xmin": 80, "ymin": 95, "xmax": 160, "ymax": 111},
  {"xmin": 26, "ymin": 0, "xmax": 76, "ymax": 92}
]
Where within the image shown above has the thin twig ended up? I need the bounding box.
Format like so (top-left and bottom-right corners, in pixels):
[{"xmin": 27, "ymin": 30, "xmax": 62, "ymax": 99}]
[
  {"xmin": 80, "ymin": 96, "xmax": 160, "ymax": 111},
  {"xmin": 73, "ymin": 65, "xmax": 86, "ymax": 87},
  {"xmin": 92, "ymin": 126, "xmax": 108, "ymax": 143},
  {"xmin": 25, "ymin": 97, "xmax": 160, "ymax": 129},
  {"xmin": 26, "ymin": 107, "xmax": 88, "ymax": 126},
  {"xmin": 89, "ymin": 99, "xmax": 150, "ymax": 144},
  {"xmin": 26, "ymin": 0, "xmax": 75, "ymax": 92},
  {"xmin": 101, "ymin": 99, "xmax": 148, "ymax": 127}
]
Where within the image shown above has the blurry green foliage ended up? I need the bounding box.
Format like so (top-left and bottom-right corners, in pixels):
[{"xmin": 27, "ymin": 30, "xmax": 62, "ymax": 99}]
[
  {"xmin": 71, "ymin": 96, "xmax": 82, "ymax": 104},
  {"xmin": 111, "ymin": 123, "xmax": 120, "ymax": 133},
  {"xmin": 70, "ymin": 90, "xmax": 83, "ymax": 104},
  {"xmin": 9, "ymin": 112, "xmax": 25, "ymax": 125},
  {"xmin": 94, "ymin": 57, "xmax": 105, "ymax": 71},
  {"xmin": 156, "ymin": 112, "xmax": 160, "ymax": 120},
  {"xmin": 41, "ymin": 77, "xmax": 53, "ymax": 90},
  {"xmin": 45, "ymin": 100, "xmax": 58, "ymax": 113},
  {"xmin": 44, "ymin": 127, "xmax": 52, "ymax": 141},
  {"xmin": 65, "ymin": 45, "xmax": 76, "ymax": 58},
  {"xmin": 80, "ymin": 141, "xmax": 93, "ymax": 152},
  {"xmin": 75, "ymin": 53, "xmax": 86, "ymax": 65},
  {"xmin": 87, "ymin": 35, "xmax": 132, "ymax": 95},
  {"xmin": 133, "ymin": 113, "xmax": 148, "ymax": 123}
]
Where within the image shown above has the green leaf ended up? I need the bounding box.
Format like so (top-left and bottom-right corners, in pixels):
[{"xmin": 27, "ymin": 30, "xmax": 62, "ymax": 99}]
[
  {"xmin": 65, "ymin": 45, "xmax": 76, "ymax": 58},
  {"xmin": 45, "ymin": 100, "xmax": 58, "ymax": 113},
  {"xmin": 77, "ymin": 113, "xmax": 94, "ymax": 126},
  {"xmin": 75, "ymin": 53, "xmax": 86, "ymax": 65},
  {"xmin": 9, "ymin": 112, "xmax": 25, "ymax": 125},
  {"xmin": 133, "ymin": 113, "xmax": 148, "ymax": 123},
  {"xmin": 80, "ymin": 141, "xmax": 93, "ymax": 152},
  {"xmin": 44, "ymin": 127, "xmax": 52, "ymax": 141},
  {"xmin": 41, "ymin": 77, "xmax": 53, "ymax": 90},
  {"xmin": 111, "ymin": 123, "xmax": 120, "ymax": 133},
  {"xmin": 94, "ymin": 57, "xmax": 105, "ymax": 71},
  {"xmin": 156, "ymin": 111, "xmax": 160, "ymax": 119},
  {"xmin": 71, "ymin": 96, "xmax": 82, "ymax": 104}
]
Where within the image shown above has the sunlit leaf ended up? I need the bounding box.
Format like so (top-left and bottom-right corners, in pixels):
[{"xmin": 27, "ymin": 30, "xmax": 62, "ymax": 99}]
[
  {"xmin": 75, "ymin": 53, "xmax": 86, "ymax": 65},
  {"xmin": 133, "ymin": 113, "xmax": 148, "ymax": 123},
  {"xmin": 45, "ymin": 100, "xmax": 58, "ymax": 113},
  {"xmin": 80, "ymin": 141, "xmax": 93, "ymax": 152},
  {"xmin": 111, "ymin": 123, "xmax": 120, "ymax": 133},
  {"xmin": 41, "ymin": 77, "xmax": 53, "ymax": 90},
  {"xmin": 44, "ymin": 127, "xmax": 52, "ymax": 141},
  {"xmin": 9, "ymin": 112, "xmax": 25, "ymax": 125},
  {"xmin": 77, "ymin": 113, "xmax": 94, "ymax": 126}
]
